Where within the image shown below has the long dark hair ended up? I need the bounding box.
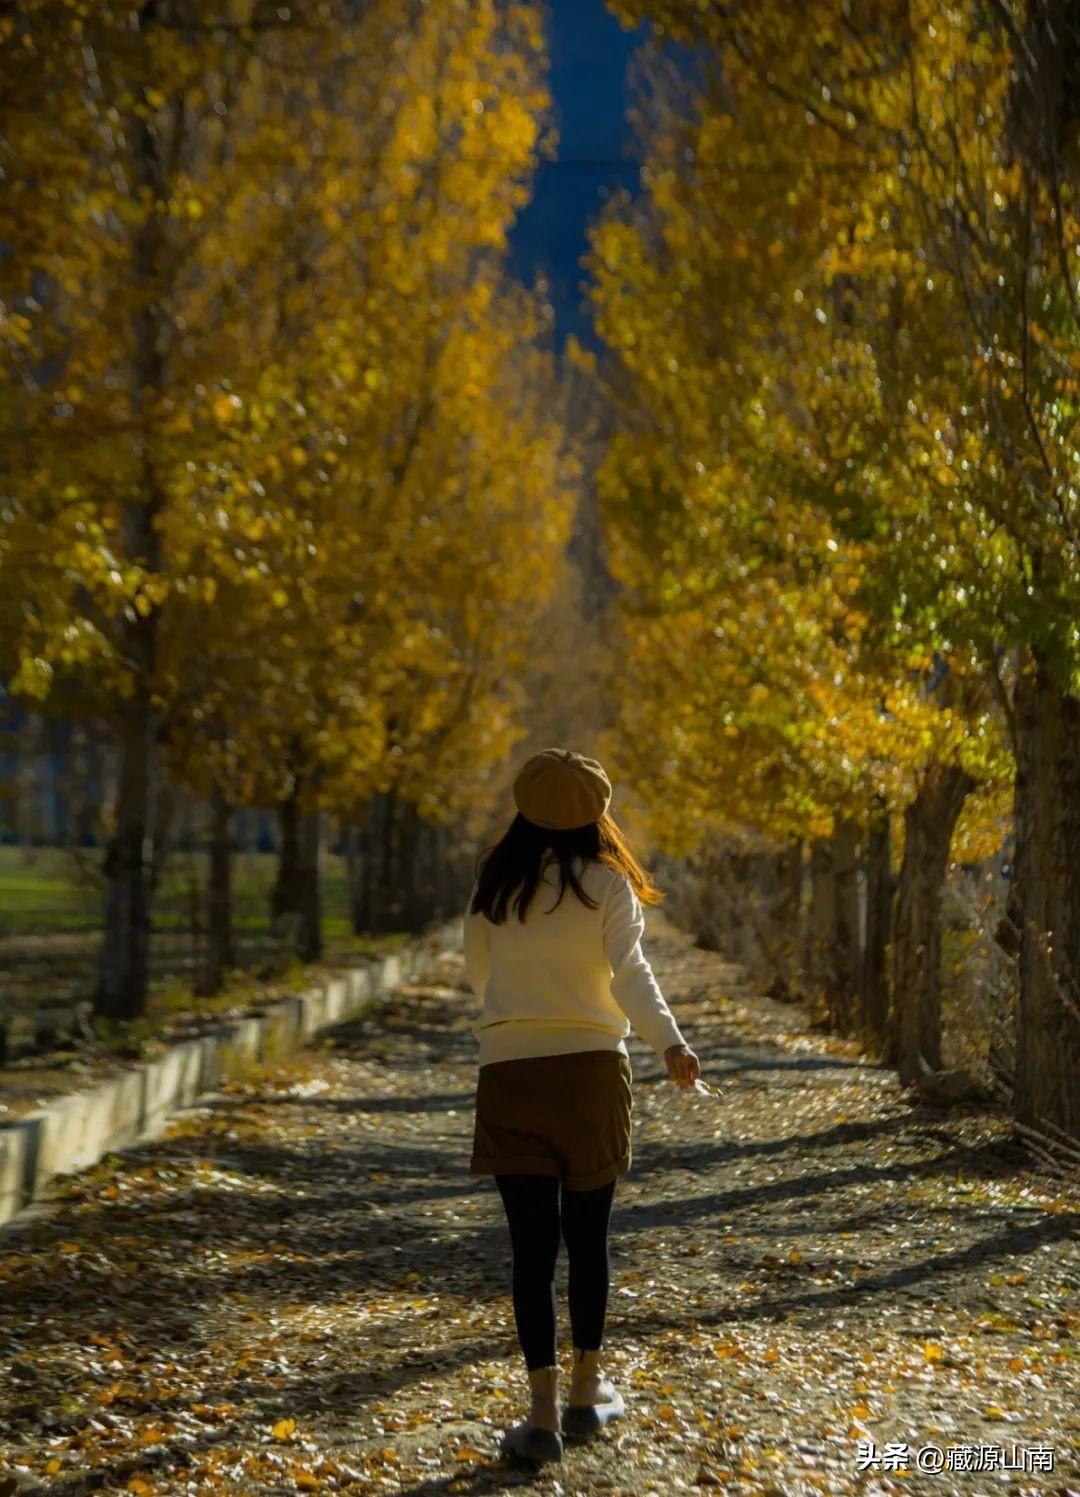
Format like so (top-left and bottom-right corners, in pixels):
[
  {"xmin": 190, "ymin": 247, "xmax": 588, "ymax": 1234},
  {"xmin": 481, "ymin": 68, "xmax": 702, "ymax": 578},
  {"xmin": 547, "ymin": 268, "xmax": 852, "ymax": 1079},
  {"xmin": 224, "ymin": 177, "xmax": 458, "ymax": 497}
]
[{"xmin": 470, "ymin": 810, "xmax": 664, "ymax": 924}]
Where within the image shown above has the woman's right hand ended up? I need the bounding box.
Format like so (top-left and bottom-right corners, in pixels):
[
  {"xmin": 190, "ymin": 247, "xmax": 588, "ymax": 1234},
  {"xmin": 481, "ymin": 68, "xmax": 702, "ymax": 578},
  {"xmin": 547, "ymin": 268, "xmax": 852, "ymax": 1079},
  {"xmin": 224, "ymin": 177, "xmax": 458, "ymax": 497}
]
[{"xmin": 664, "ymin": 1043, "xmax": 701, "ymax": 1088}]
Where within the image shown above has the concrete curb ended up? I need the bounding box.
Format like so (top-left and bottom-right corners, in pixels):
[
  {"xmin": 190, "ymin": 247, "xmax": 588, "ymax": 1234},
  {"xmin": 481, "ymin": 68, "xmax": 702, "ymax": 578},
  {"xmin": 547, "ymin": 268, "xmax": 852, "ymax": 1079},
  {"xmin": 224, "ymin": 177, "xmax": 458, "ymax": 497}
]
[{"xmin": 0, "ymin": 918, "xmax": 462, "ymax": 1228}]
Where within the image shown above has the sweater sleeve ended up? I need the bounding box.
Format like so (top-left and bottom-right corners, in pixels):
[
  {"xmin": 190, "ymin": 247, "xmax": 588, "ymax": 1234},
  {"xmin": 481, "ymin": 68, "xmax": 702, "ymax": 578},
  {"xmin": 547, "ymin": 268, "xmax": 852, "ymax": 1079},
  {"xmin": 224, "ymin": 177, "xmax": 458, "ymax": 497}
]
[
  {"xmin": 602, "ymin": 874, "xmax": 687, "ymax": 1061},
  {"xmin": 463, "ymin": 882, "xmax": 491, "ymax": 1003}
]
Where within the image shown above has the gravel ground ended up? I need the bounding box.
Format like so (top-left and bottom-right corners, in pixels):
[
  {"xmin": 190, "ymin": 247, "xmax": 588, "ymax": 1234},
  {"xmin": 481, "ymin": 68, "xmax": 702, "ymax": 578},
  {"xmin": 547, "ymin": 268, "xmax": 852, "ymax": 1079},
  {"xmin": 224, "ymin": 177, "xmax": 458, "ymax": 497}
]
[{"xmin": 1, "ymin": 916, "xmax": 1077, "ymax": 1497}]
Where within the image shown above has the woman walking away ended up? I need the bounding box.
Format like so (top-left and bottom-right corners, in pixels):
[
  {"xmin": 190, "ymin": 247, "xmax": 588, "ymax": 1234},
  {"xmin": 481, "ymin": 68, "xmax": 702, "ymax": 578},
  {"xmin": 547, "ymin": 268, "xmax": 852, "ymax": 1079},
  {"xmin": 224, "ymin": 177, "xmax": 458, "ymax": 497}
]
[{"xmin": 465, "ymin": 747, "xmax": 702, "ymax": 1466}]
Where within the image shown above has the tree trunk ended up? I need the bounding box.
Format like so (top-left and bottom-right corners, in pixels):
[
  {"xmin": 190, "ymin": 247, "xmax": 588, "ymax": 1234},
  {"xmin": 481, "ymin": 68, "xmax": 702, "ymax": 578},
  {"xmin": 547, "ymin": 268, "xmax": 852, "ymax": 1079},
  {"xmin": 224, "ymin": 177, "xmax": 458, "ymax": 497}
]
[
  {"xmin": 271, "ymin": 785, "xmax": 323, "ymax": 961},
  {"xmin": 419, "ymin": 816, "xmax": 439, "ymax": 922},
  {"xmin": 772, "ymin": 837, "xmax": 803, "ymax": 999},
  {"xmin": 380, "ymin": 789, "xmax": 395, "ymax": 891},
  {"xmin": 344, "ymin": 819, "xmax": 364, "ymax": 932},
  {"xmin": 96, "ymin": 65, "xmax": 168, "ymax": 1021},
  {"xmin": 148, "ymin": 774, "xmax": 175, "ymax": 899},
  {"xmin": 687, "ymin": 843, "xmax": 722, "ymax": 951},
  {"xmin": 891, "ymin": 763, "xmax": 974, "ymax": 1085},
  {"xmin": 750, "ymin": 850, "xmax": 777, "ymax": 980},
  {"xmin": 805, "ymin": 838, "xmax": 835, "ymax": 1001},
  {"xmin": 729, "ymin": 847, "xmax": 753, "ymax": 966},
  {"xmin": 96, "ymin": 694, "xmax": 155, "ymax": 1021},
  {"xmin": 197, "ymin": 789, "xmax": 234, "ymax": 996},
  {"xmin": 827, "ymin": 817, "xmax": 861, "ymax": 1034},
  {"xmin": 272, "ymin": 786, "xmax": 301, "ymax": 931},
  {"xmin": 398, "ymin": 800, "xmax": 421, "ymax": 930},
  {"xmin": 357, "ymin": 806, "xmax": 375, "ymax": 933},
  {"xmin": 734, "ymin": 846, "xmax": 800, "ymax": 996},
  {"xmin": 1012, "ymin": 653, "xmax": 1080, "ymax": 1143},
  {"xmin": 433, "ymin": 821, "xmax": 451, "ymax": 916},
  {"xmin": 861, "ymin": 795, "xmax": 893, "ymax": 1055},
  {"xmin": 298, "ymin": 808, "xmax": 322, "ymax": 962},
  {"xmin": 370, "ymin": 789, "xmax": 399, "ymax": 933}
]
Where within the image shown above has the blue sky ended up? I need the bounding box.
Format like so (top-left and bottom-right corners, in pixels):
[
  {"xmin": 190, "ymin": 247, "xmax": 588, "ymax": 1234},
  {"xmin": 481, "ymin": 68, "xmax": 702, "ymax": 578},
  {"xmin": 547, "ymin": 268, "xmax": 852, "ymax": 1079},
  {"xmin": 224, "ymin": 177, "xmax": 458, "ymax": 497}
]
[{"xmin": 507, "ymin": 0, "xmax": 645, "ymax": 349}]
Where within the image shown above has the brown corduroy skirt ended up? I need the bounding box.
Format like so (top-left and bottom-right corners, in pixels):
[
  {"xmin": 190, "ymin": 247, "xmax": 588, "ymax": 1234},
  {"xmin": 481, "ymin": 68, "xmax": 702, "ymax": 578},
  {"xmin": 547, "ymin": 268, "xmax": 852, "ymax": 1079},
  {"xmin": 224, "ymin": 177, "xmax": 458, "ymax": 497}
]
[{"xmin": 469, "ymin": 1049, "xmax": 633, "ymax": 1190}]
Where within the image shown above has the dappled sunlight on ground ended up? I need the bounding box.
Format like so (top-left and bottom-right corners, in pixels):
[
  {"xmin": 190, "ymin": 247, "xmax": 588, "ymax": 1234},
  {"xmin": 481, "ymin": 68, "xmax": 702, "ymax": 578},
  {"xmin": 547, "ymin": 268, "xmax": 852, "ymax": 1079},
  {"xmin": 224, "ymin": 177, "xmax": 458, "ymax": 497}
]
[{"xmin": 1, "ymin": 920, "xmax": 1077, "ymax": 1494}]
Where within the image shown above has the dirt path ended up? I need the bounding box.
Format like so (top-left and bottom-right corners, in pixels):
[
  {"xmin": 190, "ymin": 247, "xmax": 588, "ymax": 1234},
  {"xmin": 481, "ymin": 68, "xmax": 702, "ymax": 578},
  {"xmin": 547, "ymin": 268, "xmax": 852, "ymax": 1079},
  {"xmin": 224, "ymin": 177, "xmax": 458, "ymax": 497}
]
[{"xmin": 2, "ymin": 919, "xmax": 1078, "ymax": 1496}]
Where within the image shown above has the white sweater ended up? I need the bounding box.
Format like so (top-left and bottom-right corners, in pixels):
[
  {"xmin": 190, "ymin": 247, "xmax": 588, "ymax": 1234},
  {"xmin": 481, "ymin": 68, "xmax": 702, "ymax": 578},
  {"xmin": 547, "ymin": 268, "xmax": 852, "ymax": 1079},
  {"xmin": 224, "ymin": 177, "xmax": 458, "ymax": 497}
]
[{"xmin": 463, "ymin": 855, "xmax": 688, "ymax": 1068}]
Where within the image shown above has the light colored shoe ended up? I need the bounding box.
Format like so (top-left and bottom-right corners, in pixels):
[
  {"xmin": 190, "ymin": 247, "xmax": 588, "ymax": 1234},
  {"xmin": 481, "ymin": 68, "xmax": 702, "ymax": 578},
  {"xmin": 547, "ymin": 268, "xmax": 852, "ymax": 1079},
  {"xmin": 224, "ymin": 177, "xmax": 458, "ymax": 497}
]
[
  {"xmin": 562, "ymin": 1347, "xmax": 626, "ymax": 1437},
  {"xmin": 498, "ymin": 1365, "xmax": 564, "ymax": 1465},
  {"xmin": 499, "ymin": 1423, "xmax": 564, "ymax": 1464}
]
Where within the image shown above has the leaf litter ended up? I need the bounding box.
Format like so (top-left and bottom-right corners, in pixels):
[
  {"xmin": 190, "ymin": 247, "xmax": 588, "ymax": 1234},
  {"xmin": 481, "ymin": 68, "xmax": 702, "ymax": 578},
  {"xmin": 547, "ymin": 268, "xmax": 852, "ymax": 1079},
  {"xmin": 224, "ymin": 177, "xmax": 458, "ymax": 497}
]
[{"xmin": 1, "ymin": 915, "xmax": 1077, "ymax": 1495}]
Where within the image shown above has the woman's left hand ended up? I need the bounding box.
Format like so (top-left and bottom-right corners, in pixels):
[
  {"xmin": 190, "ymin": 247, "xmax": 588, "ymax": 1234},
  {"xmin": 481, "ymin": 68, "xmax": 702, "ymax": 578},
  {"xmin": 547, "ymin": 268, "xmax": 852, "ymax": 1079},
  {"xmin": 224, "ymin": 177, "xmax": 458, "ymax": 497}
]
[{"xmin": 664, "ymin": 1043, "xmax": 701, "ymax": 1088}]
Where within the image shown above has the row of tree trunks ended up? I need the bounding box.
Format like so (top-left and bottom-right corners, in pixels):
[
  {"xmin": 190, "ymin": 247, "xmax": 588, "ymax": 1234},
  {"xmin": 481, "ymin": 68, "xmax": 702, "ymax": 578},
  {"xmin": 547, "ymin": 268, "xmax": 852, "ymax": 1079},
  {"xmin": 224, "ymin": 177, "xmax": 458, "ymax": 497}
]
[
  {"xmin": 667, "ymin": 839, "xmax": 801, "ymax": 992},
  {"xmin": 732, "ymin": 765, "xmax": 1014, "ymax": 1110},
  {"xmin": 344, "ymin": 793, "xmax": 474, "ymax": 935},
  {"xmin": 346, "ymin": 793, "xmax": 393, "ymax": 933},
  {"xmin": 1, "ymin": 710, "xmax": 119, "ymax": 848},
  {"xmin": 94, "ymin": 780, "xmax": 476, "ymax": 1005},
  {"xmin": 798, "ymin": 777, "xmax": 990, "ymax": 1102},
  {"xmin": 169, "ymin": 788, "xmax": 481, "ymax": 1003},
  {"xmin": 672, "ymin": 796, "xmax": 976, "ymax": 1093}
]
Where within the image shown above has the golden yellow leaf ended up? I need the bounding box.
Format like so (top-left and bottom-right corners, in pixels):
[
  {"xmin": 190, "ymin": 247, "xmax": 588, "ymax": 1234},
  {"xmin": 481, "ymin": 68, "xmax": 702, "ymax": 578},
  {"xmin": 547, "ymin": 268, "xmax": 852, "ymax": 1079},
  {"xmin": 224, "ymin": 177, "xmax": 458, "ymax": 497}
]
[{"xmin": 213, "ymin": 393, "xmax": 240, "ymax": 422}]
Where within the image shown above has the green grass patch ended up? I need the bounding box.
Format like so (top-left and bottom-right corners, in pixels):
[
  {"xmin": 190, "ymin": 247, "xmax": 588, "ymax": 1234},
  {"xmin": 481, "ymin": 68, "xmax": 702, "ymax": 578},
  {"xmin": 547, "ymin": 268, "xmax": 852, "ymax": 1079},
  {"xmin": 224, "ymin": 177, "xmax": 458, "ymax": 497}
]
[
  {"xmin": 0, "ymin": 845, "xmax": 360, "ymax": 938},
  {"xmin": 0, "ymin": 844, "xmax": 416, "ymax": 1058}
]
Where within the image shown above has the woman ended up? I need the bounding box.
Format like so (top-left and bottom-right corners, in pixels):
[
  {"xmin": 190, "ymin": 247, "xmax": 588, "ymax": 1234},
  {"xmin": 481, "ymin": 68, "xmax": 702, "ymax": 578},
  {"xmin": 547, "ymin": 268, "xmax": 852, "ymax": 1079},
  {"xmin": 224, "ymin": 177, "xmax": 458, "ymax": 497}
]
[{"xmin": 464, "ymin": 747, "xmax": 702, "ymax": 1466}]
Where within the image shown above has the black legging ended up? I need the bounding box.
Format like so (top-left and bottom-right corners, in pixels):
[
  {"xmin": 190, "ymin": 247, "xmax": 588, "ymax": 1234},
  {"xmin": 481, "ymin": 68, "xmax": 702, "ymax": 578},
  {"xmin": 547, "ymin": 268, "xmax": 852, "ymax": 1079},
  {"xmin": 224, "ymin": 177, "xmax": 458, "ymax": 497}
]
[{"xmin": 494, "ymin": 1173, "xmax": 616, "ymax": 1370}]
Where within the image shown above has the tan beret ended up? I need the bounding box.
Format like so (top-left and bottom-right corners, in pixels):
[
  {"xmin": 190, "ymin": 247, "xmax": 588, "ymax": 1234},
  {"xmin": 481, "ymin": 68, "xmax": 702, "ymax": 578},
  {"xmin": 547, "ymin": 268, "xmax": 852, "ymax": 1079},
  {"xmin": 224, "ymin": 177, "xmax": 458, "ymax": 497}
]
[{"xmin": 513, "ymin": 748, "xmax": 612, "ymax": 831}]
